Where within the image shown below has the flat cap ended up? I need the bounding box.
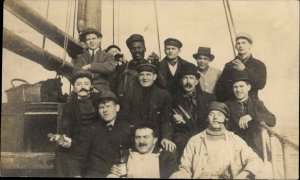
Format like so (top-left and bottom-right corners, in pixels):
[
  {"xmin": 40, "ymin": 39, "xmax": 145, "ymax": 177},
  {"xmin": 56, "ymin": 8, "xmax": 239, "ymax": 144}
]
[
  {"xmin": 208, "ymin": 101, "xmax": 230, "ymax": 118},
  {"xmin": 126, "ymin": 34, "xmax": 145, "ymax": 48},
  {"xmin": 79, "ymin": 28, "xmax": 103, "ymax": 42},
  {"xmin": 137, "ymin": 62, "xmax": 158, "ymax": 74},
  {"xmin": 95, "ymin": 91, "xmax": 118, "ymax": 104},
  {"xmin": 71, "ymin": 68, "xmax": 93, "ymax": 84},
  {"xmin": 236, "ymin": 32, "xmax": 253, "ymax": 43},
  {"xmin": 164, "ymin": 38, "xmax": 182, "ymax": 48},
  {"xmin": 231, "ymin": 70, "xmax": 252, "ymax": 85}
]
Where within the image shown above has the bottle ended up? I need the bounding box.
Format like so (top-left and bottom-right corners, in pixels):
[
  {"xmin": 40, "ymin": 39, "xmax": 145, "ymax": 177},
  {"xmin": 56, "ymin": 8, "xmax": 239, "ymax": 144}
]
[{"xmin": 118, "ymin": 145, "xmax": 127, "ymax": 178}]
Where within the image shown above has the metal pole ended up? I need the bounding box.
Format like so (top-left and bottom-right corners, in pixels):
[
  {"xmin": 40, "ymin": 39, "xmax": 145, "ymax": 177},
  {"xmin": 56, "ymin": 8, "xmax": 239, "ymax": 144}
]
[
  {"xmin": 269, "ymin": 134, "xmax": 277, "ymax": 179},
  {"xmin": 281, "ymin": 138, "xmax": 292, "ymax": 179}
]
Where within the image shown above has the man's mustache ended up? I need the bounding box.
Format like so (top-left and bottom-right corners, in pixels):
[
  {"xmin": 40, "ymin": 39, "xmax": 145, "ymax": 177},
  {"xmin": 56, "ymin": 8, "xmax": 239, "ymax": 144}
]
[
  {"xmin": 79, "ymin": 88, "xmax": 90, "ymax": 92},
  {"xmin": 138, "ymin": 143, "xmax": 147, "ymax": 147},
  {"xmin": 184, "ymin": 83, "xmax": 193, "ymax": 88}
]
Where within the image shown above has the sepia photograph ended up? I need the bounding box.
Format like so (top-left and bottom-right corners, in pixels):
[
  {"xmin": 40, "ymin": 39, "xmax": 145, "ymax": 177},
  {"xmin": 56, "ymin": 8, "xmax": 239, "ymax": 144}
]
[{"xmin": 2, "ymin": 0, "xmax": 299, "ymax": 178}]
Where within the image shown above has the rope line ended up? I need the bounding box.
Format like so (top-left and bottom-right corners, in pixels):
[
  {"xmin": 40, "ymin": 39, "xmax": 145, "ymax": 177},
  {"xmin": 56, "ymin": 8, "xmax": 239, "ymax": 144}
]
[
  {"xmin": 222, "ymin": 0, "xmax": 236, "ymax": 57},
  {"xmin": 226, "ymin": 0, "xmax": 236, "ymax": 37},
  {"xmin": 113, "ymin": 0, "xmax": 115, "ymax": 44},
  {"xmin": 153, "ymin": 0, "xmax": 162, "ymax": 59},
  {"xmin": 42, "ymin": 0, "xmax": 50, "ymax": 49}
]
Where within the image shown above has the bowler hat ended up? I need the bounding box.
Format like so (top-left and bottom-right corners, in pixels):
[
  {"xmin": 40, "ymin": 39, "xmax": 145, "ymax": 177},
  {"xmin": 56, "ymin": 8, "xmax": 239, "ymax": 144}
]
[
  {"xmin": 71, "ymin": 68, "xmax": 93, "ymax": 84},
  {"xmin": 208, "ymin": 102, "xmax": 230, "ymax": 118},
  {"xmin": 137, "ymin": 62, "xmax": 158, "ymax": 74},
  {"xmin": 193, "ymin": 47, "xmax": 215, "ymax": 61},
  {"xmin": 79, "ymin": 28, "xmax": 103, "ymax": 42},
  {"xmin": 180, "ymin": 63, "xmax": 200, "ymax": 79},
  {"xmin": 236, "ymin": 32, "xmax": 253, "ymax": 44},
  {"xmin": 164, "ymin": 38, "xmax": 182, "ymax": 48},
  {"xmin": 126, "ymin": 34, "xmax": 145, "ymax": 48},
  {"xmin": 231, "ymin": 70, "xmax": 252, "ymax": 85}
]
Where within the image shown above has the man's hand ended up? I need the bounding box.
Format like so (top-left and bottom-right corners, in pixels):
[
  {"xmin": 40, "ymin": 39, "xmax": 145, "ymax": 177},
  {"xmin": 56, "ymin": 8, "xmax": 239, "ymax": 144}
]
[
  {"xmin": 173, "ymin": 114, "xmax": 186, "ymax": 124},
  {"xmin": 232, "ymin": 59, "xmax": 245, "ymax": 70},
  {"xmin": 48, "ymin": 134, "xmax": 72, "ymax": 148},
  {"xmin": 147, "ymin": 52, "xmax": 160, "ymax": 65},
  {"xmin": 234, "ymin": 170, "xmax": 250, "ymax": 179},
  {"xmin": 82, "ymin": 64, "xmax": 91, "ymax": 70},
  {"xmin": 239, "ymin": 114, "xmax": 252, "ymax": 129},
  {"xmin": 109, "ymin": 164, "xmax": 126, "ymax": 178},
  {"xmin": 161, "ymin": 138, "xmax": 176, "ymax": 152}
]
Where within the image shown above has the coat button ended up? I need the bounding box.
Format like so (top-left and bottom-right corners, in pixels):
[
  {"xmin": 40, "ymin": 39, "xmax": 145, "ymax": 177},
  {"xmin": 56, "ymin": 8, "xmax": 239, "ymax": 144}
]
[
  {"xmin": 205, "ymin": 153, "xmax": 208, "ymax": 156},
  {"xmin": 202, "ymin": 168, "xmax": 205, "ymax": 170}
]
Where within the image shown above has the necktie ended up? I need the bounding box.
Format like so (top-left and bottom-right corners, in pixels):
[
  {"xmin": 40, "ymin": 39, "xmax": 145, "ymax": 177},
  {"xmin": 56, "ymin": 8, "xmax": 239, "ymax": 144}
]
[
  {"xmin": 91, "ymin": 50, "xmax": 95, "ymax": 62},
  {"xmin": 169, "ymin": 60, "xmax": 177, "ymax": 66},
  {"xmin": 107, "ymin": 125, "xmax": 113, "ymax": 131}
]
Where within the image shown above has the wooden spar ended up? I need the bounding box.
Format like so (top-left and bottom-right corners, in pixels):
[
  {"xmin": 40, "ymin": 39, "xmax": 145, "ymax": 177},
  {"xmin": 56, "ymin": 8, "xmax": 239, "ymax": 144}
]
[
  {"xmin": 77, "ymin": 0, "xmax": 102, "ymax": 34},
  {"xmin": 3, "ymin": 28, "xmax": 73, "ymax": 79},
  {"xmin": 4, "ymin": 0, "xmax": 84, "ymax": 59}
]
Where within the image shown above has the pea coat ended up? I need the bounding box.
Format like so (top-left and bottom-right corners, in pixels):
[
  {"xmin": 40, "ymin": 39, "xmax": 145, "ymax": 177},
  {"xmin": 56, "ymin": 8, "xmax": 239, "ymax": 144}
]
[{"xmin": 215, "ymin": 55, "xmax": 267, "ymax": 102}]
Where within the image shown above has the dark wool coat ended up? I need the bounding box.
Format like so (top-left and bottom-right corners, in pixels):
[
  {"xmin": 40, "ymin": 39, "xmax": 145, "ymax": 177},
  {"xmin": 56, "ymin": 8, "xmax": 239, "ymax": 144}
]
[
  {"xmin": 172, "ymin": 87, "xmax": 215, "ymax": 157},
  {"xmin": 159, "ymin": 56, "xmax": 193, "ymax": 95},
  {"xmin": 72, "ymin": 49, "xmax": 116, "ymax": 91},
  {"xmin": 121, "ymin": 83, "xmax": 174, "ymax": 141},
  {"xmin": 82, "ymin": 119, "xmax": 132, "ymax": 177},
  {"xmin": 215, "ymin": 55, "xmax": 267, "ymax": 102},
  {"xmin": 55, "ymin": 92, "xmax": 100, "ymax": 177},
  {"xmin": 225, "ymin": 97, "xmax": 276, "ymax": 159}
]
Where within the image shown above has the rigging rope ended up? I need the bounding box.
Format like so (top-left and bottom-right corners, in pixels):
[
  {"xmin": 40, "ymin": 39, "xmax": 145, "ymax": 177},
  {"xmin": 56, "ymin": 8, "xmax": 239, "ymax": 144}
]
[
  {"xmin": 61, "ymin": 0, "xmax": 72, "ymax": 70},
  {"xmin": 153, "ymin": 0, "xmax": 162, "ymax": 59},
  {"xmin": 222, "ymin": 0, "xmax": 236, "ymax": 57},
  {"xmin": 42, "ymin": 0, "xmax": 50, "ymax": 49},
  {"xmin": 117, "ymin": 0, "xmax": 120, "ymax": 45},
  {"xmin": 226, "ymin": 0, "xmax": 236, "ymax": 37},
  {"xmin": 113, "ymin": 0, "xmax": 115, "ymax": 45},
  {"xmin": 72, "ymin": 0, "xmax": 77, "ymax": 38}
]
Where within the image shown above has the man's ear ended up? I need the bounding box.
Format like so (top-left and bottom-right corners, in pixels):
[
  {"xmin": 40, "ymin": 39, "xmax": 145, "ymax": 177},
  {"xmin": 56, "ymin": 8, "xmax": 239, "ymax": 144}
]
[
  {"xmin": 153, "ymin": 74, "xmax": 158, "ymax": 81},
  {"xmin": 153, "ymin": 137, "xmax": 158, "ymax": 145},
  {"xmin": 115, "ymin": 104, "xmax": 120, "ymax": 112},
  {"xmin": 178, "ymin": 48, "xmax": 181, "ymax": 53},
  {"xmin": 247, "ymin": 83, "xmax": 252, "ymax": 91}
]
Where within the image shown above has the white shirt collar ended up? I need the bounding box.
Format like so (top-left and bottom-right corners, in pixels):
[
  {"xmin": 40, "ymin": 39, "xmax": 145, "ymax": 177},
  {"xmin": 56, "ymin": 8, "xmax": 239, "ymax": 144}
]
[
  {"xmin": 168, "ymin": 62, "xmax": 178, "ymax": 76},
  {"xmin": 89, "ymin": 48, "xmax": 99, "ymax": 55},
  {"xmin": 106, "ymin": 119, "xmax": 116, "ymax": 126}
]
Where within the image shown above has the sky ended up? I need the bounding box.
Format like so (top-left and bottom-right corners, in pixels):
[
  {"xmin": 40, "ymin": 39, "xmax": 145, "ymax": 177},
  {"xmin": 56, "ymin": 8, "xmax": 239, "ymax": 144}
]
[{"xmin": 2, "ymin": 0, "xmax": 299, "ymax": 132}]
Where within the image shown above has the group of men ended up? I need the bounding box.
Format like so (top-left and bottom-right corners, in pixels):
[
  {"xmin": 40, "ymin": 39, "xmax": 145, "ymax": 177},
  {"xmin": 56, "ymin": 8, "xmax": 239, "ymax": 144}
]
[{"xmin": 49, "ymin": 27, "xmax": 276, "ymax": 178}]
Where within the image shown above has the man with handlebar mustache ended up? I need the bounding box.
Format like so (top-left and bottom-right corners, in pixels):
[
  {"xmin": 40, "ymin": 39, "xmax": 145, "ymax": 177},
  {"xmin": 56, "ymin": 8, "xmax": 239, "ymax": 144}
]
[
  {"xmin": 48, "ymin": 68, "xmax": 101, "ymax": 177},
  {"xmin": 172, "ymin": 63, "xmax": 215, "ymax": 159}
]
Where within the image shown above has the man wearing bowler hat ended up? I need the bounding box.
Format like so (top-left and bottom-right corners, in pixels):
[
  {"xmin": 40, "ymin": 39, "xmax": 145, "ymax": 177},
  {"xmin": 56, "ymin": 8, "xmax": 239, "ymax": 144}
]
[
  {"xmin": 170, "ymin": 101, "xmax": 264, "ymax": 179},
  {"xmin": 172, "ymin": 63, "xmax": 215, "ymax": 159},
  {"xmin": 193, "ymin": 47, "xmax": 222, "ymax": 95},
  {"xmin": 72, "ymin": 28, "xmax": 116, "ymax": 94},
  {"xmin": 215, "ymin": 32, "xmax": 267, "ymax": 102},
  {"xmin": 225, "ymin": 70, "xmax": 276, "ymax": 160},
  {"xmin": 159, "ymin": 38, "xmax": 194, "ymax": 95}
]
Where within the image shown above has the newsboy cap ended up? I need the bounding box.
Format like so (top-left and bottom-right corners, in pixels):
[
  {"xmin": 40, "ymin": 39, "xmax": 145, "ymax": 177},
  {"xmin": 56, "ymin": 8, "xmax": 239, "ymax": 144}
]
[
  {"xmin": 126, "ymin": 34, "xmax": 145, "ymax": 48},
  {"xmin": 231, "ymin": 70, "xmax": 252, "ymax": 85},
  {"xmin": 164, "ymin": 38, "xmax": 182, "ymax": 48},
  {"xmin": 236, "ymin": 32, "xmax": 253, "ymax": 44},
  {"xmin": 180, "ymin": 63, "xmax": 200, "ymax": 79},
  {"xmin": 137, "ymin": 62, "xmax": 158, "ymax": 74},
  {"xmin": 193, "ymin": 47, "xmax": 215, "ymax": 61},
  {"xmin": 79, "ymin": 27, "xmax": 103, "ymax": 42},
  {"xmin": 208, "ymin": 101, "xmax": 230, "ymax": 118},
  {"xmin": 71, "ymin": 68, "xmax": 93, "ymax": 84},
  {"xmin": 94, "ymin": 90, "xmax": 118, "ymax": 104}
]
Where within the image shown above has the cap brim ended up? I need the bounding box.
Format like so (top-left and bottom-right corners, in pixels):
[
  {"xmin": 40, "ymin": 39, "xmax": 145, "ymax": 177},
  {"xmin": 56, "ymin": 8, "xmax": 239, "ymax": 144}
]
[{"xmin": 193, "ymin": 53, "xmax": 214, "ymax": 61}]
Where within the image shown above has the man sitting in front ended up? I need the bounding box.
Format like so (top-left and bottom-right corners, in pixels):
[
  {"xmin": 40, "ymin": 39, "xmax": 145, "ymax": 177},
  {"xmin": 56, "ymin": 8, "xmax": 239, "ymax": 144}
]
[
  {"xmin": 107, "ymin": 122, "xmax": 178, "ymax": 178},
  {"xmin": 170, "ymin": 102, "xmax": 263, "ymax": 179}
]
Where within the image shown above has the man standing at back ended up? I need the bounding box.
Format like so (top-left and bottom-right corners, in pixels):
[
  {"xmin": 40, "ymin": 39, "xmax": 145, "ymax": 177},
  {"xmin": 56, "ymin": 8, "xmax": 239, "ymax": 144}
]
[
  {"xmin": 159, "ymin": 38, "xmax": 193, "ymax": 95},
  {"xmin": 215, "ymin": 32, "xmax": 267, "ymax": 102},
  {"xmin": 73, "ymin": 28, "xmax": 116, "ymax": 94}
]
